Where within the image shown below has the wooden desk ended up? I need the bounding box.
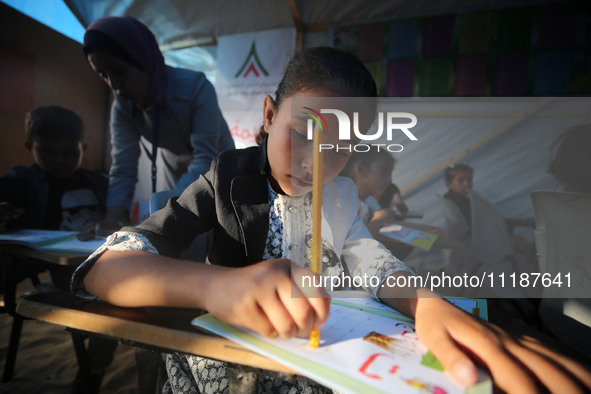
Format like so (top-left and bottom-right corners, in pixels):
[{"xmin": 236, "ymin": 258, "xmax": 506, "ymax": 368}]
[
  {"xmin": 16, "ymin": 291, "xmax": 301, "ymax": 392},
  {"xmin": 16, "ymin": 291, "xmax": 296, "ymax": 374},
  {"xmin": 0, "ymin": 244, "xmax": 88, "ymax": 315},
  {"xmin": 0, "ymin": 245, "xmax": 91, "ymax": 382},
  {"xmin": 0, "ymin": 244, "xmax": 89, "ymax": 266}
]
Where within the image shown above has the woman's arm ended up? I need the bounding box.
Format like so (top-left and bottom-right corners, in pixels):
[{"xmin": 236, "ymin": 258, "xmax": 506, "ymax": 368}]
[
  {"xmin": 177, "ymin": 75, "xmax": 235, "ymax": 190},
  {"xmin": 104, "ymin": 99, "xmax": 141, "ymax": 213}
]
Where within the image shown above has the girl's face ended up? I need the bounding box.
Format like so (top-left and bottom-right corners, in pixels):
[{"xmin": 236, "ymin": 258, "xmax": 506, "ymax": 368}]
[
  {"xmin": 357, "ymin": 157, "xmax": 393, "ymax": 200},
  {"xmin": 264, "ymin": 91, "xmax": 356, "ymax": 196},
  {"xmin": 446, "ymin": 170, "xmax": 473, "ymax": 196},
  {"xmin": 87, "ymin": 50, "xmax": 150, "ymax": 108}
]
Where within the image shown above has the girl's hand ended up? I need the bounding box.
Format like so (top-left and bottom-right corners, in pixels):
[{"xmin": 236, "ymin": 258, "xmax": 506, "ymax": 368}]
[
  {"xmin": 202, "ymin": 259, "xmax": 330, "ymax": 339},
  {"xmin": 366, "ymin": 208, "xmax": 398, "ymax": 237},
  {"xmin": 415, "ymin": 297, "xmax": 591, "ymax": 393},
  {"xmin": 371, "ymin": 208, "xmax": 397, "ymax": 225}
]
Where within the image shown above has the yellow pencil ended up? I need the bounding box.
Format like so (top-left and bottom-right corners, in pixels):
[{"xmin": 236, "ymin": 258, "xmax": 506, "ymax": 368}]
[{"xmin": 310, "ymin": 124, "xmax": 323, "ymax": 348}]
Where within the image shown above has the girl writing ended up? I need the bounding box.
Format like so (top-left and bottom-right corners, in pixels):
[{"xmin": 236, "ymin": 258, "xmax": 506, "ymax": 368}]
[{"xmin": 73, "ymin": 47, "xmax": 591, "ymax": 393}]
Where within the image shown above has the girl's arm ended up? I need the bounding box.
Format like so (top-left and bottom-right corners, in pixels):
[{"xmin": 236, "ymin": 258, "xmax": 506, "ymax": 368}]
[
  {"xmin": 377, "ymin": 276, "xmax": 591, "ymax": 393},
  {"xmin": 365, "ymin": 208, "xmax": 397, "ymax": 237},
  {"xmin": 84, "ymin": 251, "xmax": 331, "ymax": 339}
]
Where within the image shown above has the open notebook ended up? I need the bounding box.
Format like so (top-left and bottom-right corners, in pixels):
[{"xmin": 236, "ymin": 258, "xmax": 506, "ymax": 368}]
[{"xmin": 193, "ymin": 294, "xmax": 490, "ymax": 393}]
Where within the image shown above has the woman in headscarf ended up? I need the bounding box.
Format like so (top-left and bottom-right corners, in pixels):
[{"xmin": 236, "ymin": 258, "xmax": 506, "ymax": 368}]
[{"xmin": 83, "ymin": 16, "xmax": 235, "ymax": 231}]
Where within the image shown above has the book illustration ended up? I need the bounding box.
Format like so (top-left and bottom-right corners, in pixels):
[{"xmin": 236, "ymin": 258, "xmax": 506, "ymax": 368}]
[
  {"xmin": 193, "ymin": 301, "xmax": 491, "ymax": 393},
  {"xmin": 0, "ymin": 229, "xmax": 104, "ymax": 253},
  {"xmin": 379, "ymin": 224, "xmax": 439, "ymax": 251}
]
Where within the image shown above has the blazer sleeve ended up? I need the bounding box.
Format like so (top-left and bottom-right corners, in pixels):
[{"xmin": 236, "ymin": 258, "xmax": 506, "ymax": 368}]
[{"xmin": 130, "ymin": 164, "xmax": 218, "ymax": 258}]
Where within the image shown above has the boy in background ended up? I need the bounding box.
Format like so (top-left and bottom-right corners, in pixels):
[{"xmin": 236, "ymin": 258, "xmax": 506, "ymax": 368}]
[
  {"xmin": 0, "ymin": 105, "xmax": 107, "ymax": 235},
  {"xmin": 0, "ymin": 105, "xmax": 113, "ymax": 393},
  {"xmin": 443, "ymin": 163, "xmax": 474, "ymax": 229}
]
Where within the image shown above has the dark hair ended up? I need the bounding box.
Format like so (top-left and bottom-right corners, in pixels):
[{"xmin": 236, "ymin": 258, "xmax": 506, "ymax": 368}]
[
  {"xmin": 548, "ymin": 125, "xmax": 591, "ymax": 194},
  {"xmin": 444, "ymin": 163, "xmax": 473, "ymax": 183},
  {"xmin": 255, "ymin": 47, "xmax": 378, "ymax": 145},
  {"xmin": 25, "ymin": 106, "xmax": 84, "ymax": 142},
  {"xmin": 339, "ymin": 147, "xmax": 395, "ymax": 178}
]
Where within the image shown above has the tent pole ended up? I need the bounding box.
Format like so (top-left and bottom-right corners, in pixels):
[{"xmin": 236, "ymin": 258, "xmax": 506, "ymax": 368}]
[{"xmin": 288, "ymin": 0, "xmax": 303, "ymax": 50}]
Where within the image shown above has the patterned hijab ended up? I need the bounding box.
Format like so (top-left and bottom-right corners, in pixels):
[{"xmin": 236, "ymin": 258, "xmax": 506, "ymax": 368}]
[{"xmin": 83, "ymin": 16, "xmax": 167, "ymax": 110}]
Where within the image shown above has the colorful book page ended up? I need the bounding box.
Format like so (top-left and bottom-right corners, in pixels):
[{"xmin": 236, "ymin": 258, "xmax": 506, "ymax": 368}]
[
  {"xmin": 496, "ymin": 7, "xmax": 534, "ymax": 52},
  {"xmin": 379, "ymin": 225, "xmax": 439, "ymax": 251},
  {"xmin": 419, "ymin": 57, "xmax": 453, "ymax": 96},
  {"xmin": 458, "ymin": 11, "xmax": 491, "ymax": 55},
  {"xmin": 193, "ymin": 302, "xmax": 492, "ymax": 394},
  {"xmin": 493, "ymin": 53, "xmax": 529, "ymax": 96},
  {"xmin": 454, "ymin": 55, "xmax": 487, "ymax": 96},
  {"xmin": 357, "ymin": 24, "xmax": 384, "ymax": 62},
  {"xmin": 386, "ymin": 59, "xmax": 415, "ymax": 97},
  {"xmin": 422, "ymin": 15, "xmax": 455, "ymax": 57},
  {"xmin": 332, "ymin": 296, "xmax": 487, "ymax": 321},
  {"xmin": 388, "ymin": 20, "xmax": 417, "ymax": 59},
  {"xmin": 534, "ymin": 50, "xmax": 573, "ymax": 95}
]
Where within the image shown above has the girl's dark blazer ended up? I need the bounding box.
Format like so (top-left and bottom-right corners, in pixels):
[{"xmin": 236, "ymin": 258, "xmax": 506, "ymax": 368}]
[{"xmin": 129, "ymin": 141, "xmax": 271, "ymax": 268}]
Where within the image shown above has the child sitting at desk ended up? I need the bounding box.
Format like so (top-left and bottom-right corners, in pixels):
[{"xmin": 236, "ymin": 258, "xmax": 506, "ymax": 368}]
[
  {"xmin": 340, "ymin": 147, "xmax": 414, "ymax": 260},
  {"xmin": 340, "ymin": 147, "xmax": 401, "ymax": 238},
  {"xmin": 0, "ymin": 106, "xmax": 107, "ymax": 234},
  {"xmin": 72, "ymin": 48, "xmax": 591, "ymax": 393},
  {"xmin": 443, "ymin": 163, "xmax": 474, "ymax": 229},
  {"xmin": 0, "ymin": 105, "xmax": 115, "ymax": 393},
  {"xmin": 1, "ymin": 105, "xmax": 108, "ymax": 289}
]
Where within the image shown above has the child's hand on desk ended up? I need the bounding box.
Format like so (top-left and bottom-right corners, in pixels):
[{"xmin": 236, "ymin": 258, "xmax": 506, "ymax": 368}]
[
  {"xmin": 414, "ymin": 297, "xmax": 591, "ymax": 393},
  {"xmin": 366, "ymin": 209, "xmax": 398, "ymax": 238},
  {"xmin": 203, "ymin": 259, "xmax": 330, "ymax": 339},
  {"xmin": 371, "ymin": 208, "xmax": 397, "ymax": 225}
]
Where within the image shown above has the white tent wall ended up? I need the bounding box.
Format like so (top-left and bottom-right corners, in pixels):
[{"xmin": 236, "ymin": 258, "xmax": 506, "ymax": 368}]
[
  {"xmin": 58, "ymin": 0, "xmax": 588, "ymax": 224},
  {"xmin": 378, "ymin": 98, "xmax": 590, "ymax": 271}
]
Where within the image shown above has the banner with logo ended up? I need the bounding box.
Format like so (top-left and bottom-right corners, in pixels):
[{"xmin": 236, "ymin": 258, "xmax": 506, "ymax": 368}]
[{"xmin": 215, "ymin": 28, "xmax": 296, "ymax": 147}]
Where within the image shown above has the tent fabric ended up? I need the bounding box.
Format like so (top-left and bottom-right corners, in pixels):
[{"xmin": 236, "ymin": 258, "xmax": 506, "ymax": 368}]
[
  {"xmin": 61, "ymin": 0, "xmax": 587, "ymax": 276},
  {"xmin": 372, "ymin": 97, "xmax": 589, "ymax": 271},
  {"xmin": 64, "ymin": 0, "xmax": 556, "ymax": 48}
]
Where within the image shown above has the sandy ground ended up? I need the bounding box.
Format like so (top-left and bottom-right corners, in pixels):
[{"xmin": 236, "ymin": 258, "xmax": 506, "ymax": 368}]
[{"xmin": 0, "ymin": 273, "xmax": 139, "ymax": 394}]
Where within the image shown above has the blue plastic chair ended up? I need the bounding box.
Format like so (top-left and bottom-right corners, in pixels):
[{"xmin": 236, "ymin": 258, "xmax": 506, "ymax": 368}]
[{"xmin": 149, "ymin": 189, "xmax": 181, "ymax": 215}]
